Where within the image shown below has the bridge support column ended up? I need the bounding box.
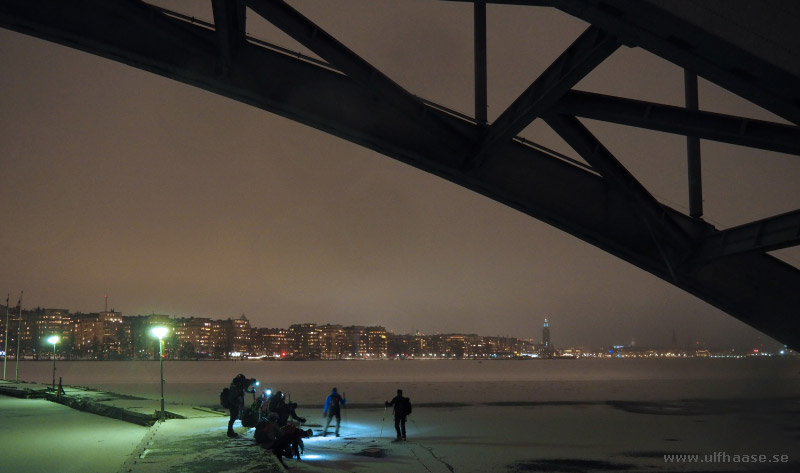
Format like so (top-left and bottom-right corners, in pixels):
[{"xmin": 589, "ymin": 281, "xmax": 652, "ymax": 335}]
[{"xmin": 685, "ymin": 70, "xmax": 703, "ymax": 219}]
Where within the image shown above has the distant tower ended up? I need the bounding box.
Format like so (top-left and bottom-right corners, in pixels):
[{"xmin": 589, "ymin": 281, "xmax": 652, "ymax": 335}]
[
  {"xmin": 542, "ymin": 318, "xmax": 551, "ymax": 349},
  {"xmin": 104, "ymin": 294, "xmax": 108, "ymax": 313}
]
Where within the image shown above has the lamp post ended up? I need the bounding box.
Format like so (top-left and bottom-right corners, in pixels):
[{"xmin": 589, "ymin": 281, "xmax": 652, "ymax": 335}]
[
  {"xmin": 151, "ymin": 326, "xmax": 169, "ymax": 421},
  {"xmin": 47, "ymin": 335, "xmax": 59, "ymax": 390}
]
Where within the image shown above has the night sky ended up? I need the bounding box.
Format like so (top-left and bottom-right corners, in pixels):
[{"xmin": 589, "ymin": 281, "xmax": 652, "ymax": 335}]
[{"xmin": 1, "ymin": 1, "xmax": 798, "ymax": 350}]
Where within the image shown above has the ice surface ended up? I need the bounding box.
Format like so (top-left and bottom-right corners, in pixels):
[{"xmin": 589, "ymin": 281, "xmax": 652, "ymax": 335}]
[{"xmin": 3, "ymin": 358, "xmax": 799, "ymax": 472}]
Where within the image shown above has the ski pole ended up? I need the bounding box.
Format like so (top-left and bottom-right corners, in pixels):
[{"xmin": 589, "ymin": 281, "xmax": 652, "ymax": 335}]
[
  {"xmin": 379, "ymin": 405, "xmax": 387, "ymax": 437},
  {"xmin": 343, "ymin": 393, "xmax": 347, "ymax": 424}
]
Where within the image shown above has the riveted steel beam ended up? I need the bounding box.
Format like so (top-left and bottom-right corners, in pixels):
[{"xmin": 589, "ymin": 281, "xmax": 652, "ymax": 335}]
[
  {"xmin": 544, "ymin": 113, "xmax": 690, "ymax": 251},
  {"xmin": 444, "ymin": 0, "xmax": 800, "ymax": 126},
  {"xmin": 694, "ymin": 210, "xmax": 800, "ymax": 264},
  {"xmin": 548, "ymin": 0, "xmax": 800, "ymax": 127},
  {"xmin": 474, "ymin": 25, "xmax": 618, "ymax": 167},
  {"xmin": 555, "ymin": 90, "xmax": 800, "ymax": 156},
  {"xmin": 245, "ymin": 0, "xmax": 476, "ymax": 159}
]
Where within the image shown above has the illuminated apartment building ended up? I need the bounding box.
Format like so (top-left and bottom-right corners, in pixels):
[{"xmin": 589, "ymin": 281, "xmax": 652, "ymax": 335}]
[
  {"xmin": 288, "ymin": 323, "xmax": 320, "ymax": 359},
  {"xmin": 232, "ymin": 314, "xmax": 251, "ymax": 356},
  {"xmin": 251, "ymin": 327, "xmax": 290, "ymax": 357},
  {"xmin": 318, "ymin": 324, "xmax": 345, "ymax": 359},
  {"xmin": 172, "ymin": 317, "xmax": 213, "ymax": 356}
]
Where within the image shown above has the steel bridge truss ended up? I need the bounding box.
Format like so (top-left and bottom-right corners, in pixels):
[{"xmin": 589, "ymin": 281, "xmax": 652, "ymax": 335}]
[{"xmin": 1, "ymin": 0, "xmax": 798, "ymax": 347}]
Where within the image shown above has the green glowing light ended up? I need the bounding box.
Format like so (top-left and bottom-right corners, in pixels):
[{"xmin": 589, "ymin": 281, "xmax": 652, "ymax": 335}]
[{"xmin": 151, "ymin": 326, "xmax": 169, "ymax": 339}]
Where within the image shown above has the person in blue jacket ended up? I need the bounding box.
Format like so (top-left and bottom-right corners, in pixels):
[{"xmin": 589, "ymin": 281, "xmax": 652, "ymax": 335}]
[{"xmin": 322, "ymin": 387, "xmax": 346, "ymax": 437}]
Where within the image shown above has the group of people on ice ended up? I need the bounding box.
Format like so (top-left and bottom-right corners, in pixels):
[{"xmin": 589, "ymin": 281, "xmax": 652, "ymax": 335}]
[{"xmin": 222, "ymin": 373, "xmax": 413, "ymax": 466}]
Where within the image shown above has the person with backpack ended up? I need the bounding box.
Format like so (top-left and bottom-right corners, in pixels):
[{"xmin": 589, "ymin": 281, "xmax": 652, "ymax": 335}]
[
  {"xmin": 226, "ymin": 373, "xmax": 255, "ymax": 438},
  {"xmin": 385, "ymin": 388, "xmax": 411, "ymax": 441},
  {"xmin": 322, "ymin": 387, "xmax": 346, "ymax": 437}
]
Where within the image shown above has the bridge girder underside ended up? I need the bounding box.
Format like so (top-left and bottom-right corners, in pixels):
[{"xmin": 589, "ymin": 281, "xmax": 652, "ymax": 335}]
[{"xmin": 1, "ymin": 0, "xmax": 798, "ymax": 347}]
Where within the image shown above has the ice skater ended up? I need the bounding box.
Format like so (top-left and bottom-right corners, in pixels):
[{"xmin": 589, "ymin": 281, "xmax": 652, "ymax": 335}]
[
  {"xmin": 385, "ymin": 388, "xmax": 412, "ymax": 441},
  {"xmin": 322, "ymin": 387, "xmax": 346, "ymax": 437}
]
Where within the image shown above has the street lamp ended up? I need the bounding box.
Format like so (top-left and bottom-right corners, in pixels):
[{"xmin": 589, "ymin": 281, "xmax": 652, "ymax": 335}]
[
  {"xmin": 46, "ymin": 335, "xmax": 59, "ymax": 390},
  {"xmin": 151, "ymin": 326, "xmax": 169, "ymax": 421}
]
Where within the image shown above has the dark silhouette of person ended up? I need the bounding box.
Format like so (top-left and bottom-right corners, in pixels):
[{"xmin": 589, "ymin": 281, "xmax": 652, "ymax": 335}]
[
  {"xmin": 227, "ymin": 373, "xmax": 255, "ymax": 437},
  {"xmin": 322, "ymin": 387, "xmax": 346, "ymax": 437},
  {"xmin": 275, "ymin": 422, "xmax": 313, "ymax": 465},
  {"xmin": 267, "ymin": 390, "xmax": 285, "ymax": 414},
  {"xmin": 254, "ymin": 412, "xmax": 281, "ymax": 447},
  {"xmin": 255, "ymin": 413, "xmax": 312, "ymax": 468},
  {"xmin": 279, "ymin": 401, "xmax": 306, "ymax": 426},
  {"xmin": 385, "ymin": 388, "xmax": 411, "ymax": 440},
  {"xmin": 267, "ymin": 390, "xmax": 307, "ymax": 426}
]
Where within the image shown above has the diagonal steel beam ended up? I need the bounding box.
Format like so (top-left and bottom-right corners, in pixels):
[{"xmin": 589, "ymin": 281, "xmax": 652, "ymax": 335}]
[
  {"xmin": 245, "ymin": 0, "xmax": 475, "ymax": 157},
  {"xmin": 447, "ymin": 0, "xmax": 800, "ymax": 126},
  {"xmin": 473, "ymin": 25, "xmax": 618, "ymax": 167},
  {"xmin": 693, "ymin": 209, "xmax": 800, "ymax": 264},
  {"xmin": 547, "ymin": 0, "xmax": 800, "ymax": 127},
  {"xmin": 544, "ymin": 113, "xmax": 690, "ymax": 250},
  {"xmin": 556, "ymin": 90, "xmax": 800, "ymax": 156}
]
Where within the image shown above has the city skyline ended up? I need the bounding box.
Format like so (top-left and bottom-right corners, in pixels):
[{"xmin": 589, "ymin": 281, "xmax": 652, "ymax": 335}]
[
  {"xmin": 1, "ymin": 296, "xmax": 782, "ymax": 353},
  {"xmin": 2, "ymin": 2, "xmax": 796, "ymax": 352}
]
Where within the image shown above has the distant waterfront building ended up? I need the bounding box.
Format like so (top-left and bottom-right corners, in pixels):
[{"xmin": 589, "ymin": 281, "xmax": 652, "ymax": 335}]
[
  {"xmin": 232, "ymin": 314, "xmax": 251, "ymax": 356},
  {"xmin": 340, "ymin": 325, "xmax": 388, "ymax": 359},
  {"xmin": 211, "ymin": 318, "xmax": 233, "ymax": 358},
  {"xmin": 538, "ymin": 318, "xmax": 555, "ymax": 357},
  {"xmin": 75, "ymin": 311, "xmax": 125, "ymax": 359},
  {"xmin": 251, "ymin": 327, "xmax": 290, "ymax": 357},
  {"xmin": 319, "ymin": 324, "xmax": 345, "ymax": 359},
  {"xmin": 99, "ymin": 310, "xmax": 125, "ymax": 357},
  {"xmin": 387, "ymin": 333, "xmax": 415, "ymax": 357},
  {"xmin": 16, "ymin": 311, "xmax": 34, "ymax": 356},
  {"xmin": 173, "ymin": 317, "xmax": 213, "ymax": 357},
  {"xmin": 362, "ymin": 326, "xmax": 388, "ymax": 358},
  {"xmin": 37, "ymin": 308, "xmax": 66, "ymax": 335},
  {"xmin": 542, "ymin": 318, "xmax": 551, "ymax": 349},
  {"xmin": 289, "ymin": 323, "xmax": 320, "ymax": 359},
  {"xmin": 342, "ymin": 325, "xmax": 365, "ymax": 358},
  {"xmin": 35, "ymin": 309, "xmax": 68, "ymax": 349}
]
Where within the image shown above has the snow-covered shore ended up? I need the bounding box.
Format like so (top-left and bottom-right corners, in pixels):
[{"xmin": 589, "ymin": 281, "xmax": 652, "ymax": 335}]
[
  {"xmin": 2, "ymin": 358, "xmax": 798, "ymax": 472},
  {"xmin": 2, "ymin": 392, "xmax": 798, "ymax": 473}
]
